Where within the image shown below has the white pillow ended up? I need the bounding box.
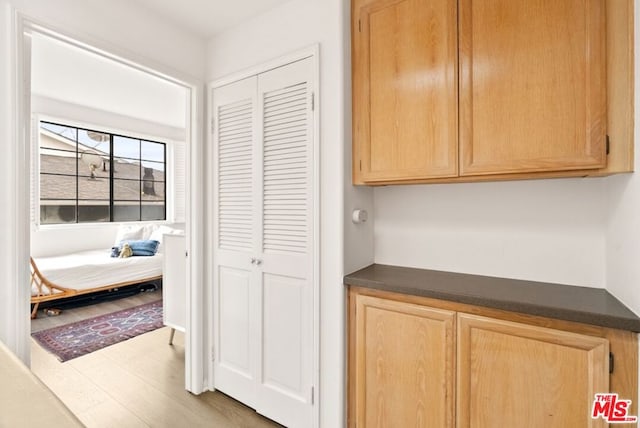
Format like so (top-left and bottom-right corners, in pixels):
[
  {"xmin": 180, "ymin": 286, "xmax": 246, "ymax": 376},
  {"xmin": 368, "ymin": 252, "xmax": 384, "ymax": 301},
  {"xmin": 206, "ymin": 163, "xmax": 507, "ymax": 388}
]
[
  {"xmin": 142, "ymin": 224, "xmax": 160, "ymax": 240},
  {"xmin": 114, "ymin": 225, "xmax": 144, "ymax": 245},
  {"xmin": 149, "ymin": 226, "xmax": 183, "ymax": 251}
]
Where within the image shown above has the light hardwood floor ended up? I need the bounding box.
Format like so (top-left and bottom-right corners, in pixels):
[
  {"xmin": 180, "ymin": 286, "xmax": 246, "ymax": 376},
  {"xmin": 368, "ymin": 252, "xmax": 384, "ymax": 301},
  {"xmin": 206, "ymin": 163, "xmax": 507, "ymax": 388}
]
[{"xmin": 31, "ymin": 295, "xmax": 282, "ymax": 428}]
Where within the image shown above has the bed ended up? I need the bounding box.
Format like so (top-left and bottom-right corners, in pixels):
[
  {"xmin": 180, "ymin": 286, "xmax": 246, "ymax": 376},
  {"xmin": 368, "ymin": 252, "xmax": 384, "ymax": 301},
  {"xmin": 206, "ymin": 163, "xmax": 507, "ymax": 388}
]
[
  {"xmin": 30, "ymin": 224, "xmax": 183, "ymax": 318},
  {"xmin": 30, "ymin": 249, "xmax": 163, "ymax": 318}
]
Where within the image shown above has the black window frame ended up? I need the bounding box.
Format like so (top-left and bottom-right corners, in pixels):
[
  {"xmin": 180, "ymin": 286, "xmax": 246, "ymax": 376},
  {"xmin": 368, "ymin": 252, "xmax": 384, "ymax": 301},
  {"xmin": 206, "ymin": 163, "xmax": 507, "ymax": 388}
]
[{"xmin": 39, "ymin": 121, "xmax": 167, "ymax": 225}]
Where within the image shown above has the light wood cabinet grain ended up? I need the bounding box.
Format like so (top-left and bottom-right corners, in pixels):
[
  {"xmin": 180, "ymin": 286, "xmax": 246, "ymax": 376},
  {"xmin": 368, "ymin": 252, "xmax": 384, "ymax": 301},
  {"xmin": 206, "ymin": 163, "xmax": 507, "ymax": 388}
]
[
  {"xmin": 457, "ymin": 313, "xmax": 609, "ymax": 428},
  {"xmin": 349, "ymin": 293, "xmax": 455, "ymax": 428},
  {"xmin": 352, "ymin": 0, "xmax": 458, "ymax": 183},
  {"xmin": 348, "ymin": 287, "xmax": 638, "ymax": 427},
  {"xmin": 459, "ymin": 0, "xmax": 606, "ymax": 175},
  {"xmin": 352, "ymin": 0, "xmax": 634, "ymax": 185}
]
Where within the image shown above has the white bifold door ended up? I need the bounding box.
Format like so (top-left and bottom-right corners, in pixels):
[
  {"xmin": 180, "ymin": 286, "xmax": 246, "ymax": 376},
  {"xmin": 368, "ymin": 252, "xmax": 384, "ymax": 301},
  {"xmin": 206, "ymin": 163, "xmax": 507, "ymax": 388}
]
[{"xmin": 212, "ymin": 57, "xmax": 315, "ymax": 428}]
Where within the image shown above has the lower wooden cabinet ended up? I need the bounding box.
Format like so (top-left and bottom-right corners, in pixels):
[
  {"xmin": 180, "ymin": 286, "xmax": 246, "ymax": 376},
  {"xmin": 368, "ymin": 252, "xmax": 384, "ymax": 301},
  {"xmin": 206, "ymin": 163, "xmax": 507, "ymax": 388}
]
[
  {"xmin": 348, "ymin": 288, "xmax": 635, "ymax": 428},
  {"xmin": 456, "ymin": 313, "xmax": 609, "ymax": 428},
  {"xmin": 351, "ymin": 294, "xmax": 455, "ymax": 427}
]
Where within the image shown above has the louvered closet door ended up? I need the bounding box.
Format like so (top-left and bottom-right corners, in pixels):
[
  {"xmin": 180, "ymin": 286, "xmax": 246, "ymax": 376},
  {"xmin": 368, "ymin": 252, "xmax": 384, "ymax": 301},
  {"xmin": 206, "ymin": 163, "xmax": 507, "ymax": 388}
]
[
  {"xmin": 254, "ymin": 57, "xmax": 315, "ymax": 428},
  {"xmin": 212, "ymin": 76, "xmax": 260, "ymax": 408}
]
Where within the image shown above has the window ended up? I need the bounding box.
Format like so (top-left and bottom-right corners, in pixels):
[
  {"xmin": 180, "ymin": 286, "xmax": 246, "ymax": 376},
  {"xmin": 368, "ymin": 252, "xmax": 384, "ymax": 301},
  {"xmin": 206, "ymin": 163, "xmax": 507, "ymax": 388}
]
[{"xmin": 39, "ymin": 121, "xmax": 166, "ymax": 224}]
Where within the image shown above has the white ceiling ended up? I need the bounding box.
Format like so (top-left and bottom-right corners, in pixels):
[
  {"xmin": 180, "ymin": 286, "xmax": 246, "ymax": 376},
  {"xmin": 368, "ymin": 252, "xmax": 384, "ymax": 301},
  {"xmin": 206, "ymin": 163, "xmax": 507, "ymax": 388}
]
[
  {"xmin": 129, "ymin": 0, "xmax": 293, "ymax": 39},
  {"xmin": 32, "ymin": 34, "xmax": 187, "ymax": 129}
]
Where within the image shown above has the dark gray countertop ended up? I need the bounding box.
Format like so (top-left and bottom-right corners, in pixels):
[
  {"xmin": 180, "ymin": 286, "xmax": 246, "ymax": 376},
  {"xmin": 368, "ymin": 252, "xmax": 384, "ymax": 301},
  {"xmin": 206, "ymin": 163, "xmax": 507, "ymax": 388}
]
[{"xmin": 344, "ymin": 264, "xmax": 640, "ymax": 332}]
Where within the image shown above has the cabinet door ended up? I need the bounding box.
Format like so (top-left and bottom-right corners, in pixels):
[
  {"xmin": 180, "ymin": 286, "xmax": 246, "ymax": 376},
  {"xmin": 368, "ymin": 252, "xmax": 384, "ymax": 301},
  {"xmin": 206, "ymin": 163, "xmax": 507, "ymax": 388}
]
[
  {"xmin": 457, "ymin": 313, "xmax": 609, "ymax": 428},
  {"xmin": 350, "ymin": 293, "xmax": 455, "ymax": 427},
  {"xmin": 459, "ymin": 0, "xmax": 606, "ymax": 175},
  {"xmin": 352, "ymin": 0, "xmax": 458, "ymax": 183}
]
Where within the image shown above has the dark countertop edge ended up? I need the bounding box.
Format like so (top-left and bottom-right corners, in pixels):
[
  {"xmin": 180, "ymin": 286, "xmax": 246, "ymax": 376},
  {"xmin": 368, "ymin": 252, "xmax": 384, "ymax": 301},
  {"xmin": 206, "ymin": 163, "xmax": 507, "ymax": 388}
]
[{"xmin": 344, "ymin": 264, "xmax": 640, "ymax": 333}]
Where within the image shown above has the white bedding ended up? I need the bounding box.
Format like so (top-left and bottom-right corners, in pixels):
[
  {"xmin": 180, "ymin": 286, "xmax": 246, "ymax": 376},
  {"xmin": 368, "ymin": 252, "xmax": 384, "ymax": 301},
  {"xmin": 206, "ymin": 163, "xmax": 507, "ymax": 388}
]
[{"xmin": 32, "ymin": 249, "xmax": 163, "ymax": 296}]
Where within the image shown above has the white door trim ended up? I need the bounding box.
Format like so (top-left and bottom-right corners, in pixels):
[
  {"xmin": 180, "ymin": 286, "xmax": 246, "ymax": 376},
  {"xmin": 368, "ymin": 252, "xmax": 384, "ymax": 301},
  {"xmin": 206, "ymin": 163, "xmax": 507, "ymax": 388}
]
[
  {"xmin": 207, "ymin": 44, "xmax": 320, "ymax": 427},
  {"xmin": 13, "ymin": 13, "xmax": 206, "ymax": 394}
]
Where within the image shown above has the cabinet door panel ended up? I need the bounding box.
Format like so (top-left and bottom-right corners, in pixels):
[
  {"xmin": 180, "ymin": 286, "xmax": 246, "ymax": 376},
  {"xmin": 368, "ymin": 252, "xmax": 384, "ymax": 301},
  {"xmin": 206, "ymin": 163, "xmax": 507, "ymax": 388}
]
[
  {"xmin": 353, "ymin": 0, "xmax": 458, "ymax": 182},
  {"xmin": 459, "ymin": 0, "xmax": 606, "ymax": 175},
  {"xmin": 457, "ymin": 313, "xmax": 609, "ymax": 428},
  {"xmin": 351, "ymin": 294, "xmax": 455, "ymax": 427}
]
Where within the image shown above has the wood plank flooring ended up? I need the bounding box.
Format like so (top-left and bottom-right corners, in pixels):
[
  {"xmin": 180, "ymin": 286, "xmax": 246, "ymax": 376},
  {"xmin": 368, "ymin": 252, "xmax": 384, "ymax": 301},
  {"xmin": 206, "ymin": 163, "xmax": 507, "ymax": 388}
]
[{"xmin": 30, "ymin": 295, "xmax": 282, "ymax": 428}]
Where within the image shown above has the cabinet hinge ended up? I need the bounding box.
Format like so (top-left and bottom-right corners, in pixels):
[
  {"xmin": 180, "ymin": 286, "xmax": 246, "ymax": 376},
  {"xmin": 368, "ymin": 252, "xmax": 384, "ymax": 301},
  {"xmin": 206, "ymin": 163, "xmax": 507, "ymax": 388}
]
[
  {"xmin": 358, "ymin": 20, "xmax": 362, "ymax": 32},
  {"xmin": 359, "ymin": 160, "xmax": 362, "ymax": 171},
  {"xmin": 185, "ymin": 251, "xmax": 188, "ymax": 258},
  {"xmin": 609, "ymin": 352, "xmax": 614, "ymax": 374},
  {"xmin": 311, "ymin": 386, "xmax": 315, "ymax": 405},
  {"xmin": 606, "ymin": 134, "xmax": 610, "ymax": 155},
  {"xmin": 211, "ymin": 346, "xmax": 216, "ymax": 362},
  {"xmin": 311, "ymin": 92, "xmax": 315, "ymax": 111}
]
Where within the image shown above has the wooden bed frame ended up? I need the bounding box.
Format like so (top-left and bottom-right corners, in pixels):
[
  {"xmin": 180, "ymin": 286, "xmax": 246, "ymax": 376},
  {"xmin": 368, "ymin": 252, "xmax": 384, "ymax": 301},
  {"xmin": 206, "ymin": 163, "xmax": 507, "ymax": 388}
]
[{"xmin": 30, "ymin": 257, "xmax": 162, "ymax": 319}]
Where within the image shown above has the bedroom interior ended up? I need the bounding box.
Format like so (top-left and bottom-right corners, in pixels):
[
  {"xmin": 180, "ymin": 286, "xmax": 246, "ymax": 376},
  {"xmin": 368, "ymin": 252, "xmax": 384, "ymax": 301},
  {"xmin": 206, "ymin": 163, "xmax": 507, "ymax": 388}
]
[
  {"xmin": 28, "ymin": 30, "xmax": 187, "ymax": 321},
  {"xmin": 25, "ymin": 24, "xmax": 197, "ymax": 419}
]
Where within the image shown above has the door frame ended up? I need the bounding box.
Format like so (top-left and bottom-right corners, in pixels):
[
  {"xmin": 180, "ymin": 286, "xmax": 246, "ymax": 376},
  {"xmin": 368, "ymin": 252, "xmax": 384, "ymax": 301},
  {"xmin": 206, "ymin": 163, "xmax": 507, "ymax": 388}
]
[
  {"xmin": 207, "ymin": 44, "xmax": 321, "ymax": 426},
  {"xmin": 12, "ymin": 13, "xmax": 207, "ymax": 393}
]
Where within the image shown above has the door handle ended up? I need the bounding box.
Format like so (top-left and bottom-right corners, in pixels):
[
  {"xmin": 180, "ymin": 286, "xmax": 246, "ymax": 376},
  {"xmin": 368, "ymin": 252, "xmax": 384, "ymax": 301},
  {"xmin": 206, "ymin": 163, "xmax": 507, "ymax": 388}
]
[
  {"xmin": 255, "ymin": 259, "xmax": 263, "ymax": 266},
  {"xmin": 250, "ymin": 257, "xmax": 257, "ymax": 264}
]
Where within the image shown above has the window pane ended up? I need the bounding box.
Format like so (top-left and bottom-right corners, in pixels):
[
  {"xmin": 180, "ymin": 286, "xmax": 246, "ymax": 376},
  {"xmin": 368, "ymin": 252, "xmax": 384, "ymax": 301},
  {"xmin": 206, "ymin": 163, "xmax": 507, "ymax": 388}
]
[
  {"xmin": 113, "ymin": 136, "xmax": 140, "ymax": 159},
  {"xmin": 40, "ymin": 150, "xmax": 77, "ymax": 175},
  {"xmin": 114, "ymin": 178, "xmax": 141, "ymax": 201},
  {"xmin": 141, "ymin": 164, "xmax": 164, "ymax": 199},
  {"xmin": 78, "ymin": 201, "xmax": 110, "ymax": 223},
  {"xmin": 40, "ymin": 174, "xmax": 76, "ymax": 200},
  {"xmin": 113, "ymin": 157, "xmax": 141, "ymax": 180},
  {"xmin": 38, "ymin": 122, "xmax": 167, "ymax": 224},
  {"xmin": 142, "ymin": 187, "xmax": 165, "ymax": 201},
  {"xmin": 113, "ymin": 202, "xmax": 140, "ymax": 222},
  {"xmin": 40, "ymin": 123, "xmax": 77, "ymax": 143},
  {"xmin": 40, "ymin": 204, "xmax": 76, "ymax": 224},
  {"xmin": 78, "ymin": 174, "xmax": 110, "ymax": 200},
  {"xmin": 142, "ymin": 203, "xmax": 165, "ymax": 221},
  {"xmin": 78, "ymin": 152, "xmax": 109, "ymax": 179},
  {"xmin": 142, "ymin": 159, "xmax": 165, "ymax": 173},
  {"xmin": 78, "ymin": 129, "xmax": 110, "ymax": 155},
  {"xmin": 141, "ymin": 141, "xmax": 164, "ymax": 162}
]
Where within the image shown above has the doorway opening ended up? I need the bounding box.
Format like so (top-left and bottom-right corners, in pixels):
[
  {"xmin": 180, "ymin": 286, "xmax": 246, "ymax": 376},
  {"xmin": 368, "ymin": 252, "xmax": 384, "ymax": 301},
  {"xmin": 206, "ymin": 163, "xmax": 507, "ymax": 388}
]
[{"xmin": 15, "ymin": 15, "xmax": 205, "ymax": 400}]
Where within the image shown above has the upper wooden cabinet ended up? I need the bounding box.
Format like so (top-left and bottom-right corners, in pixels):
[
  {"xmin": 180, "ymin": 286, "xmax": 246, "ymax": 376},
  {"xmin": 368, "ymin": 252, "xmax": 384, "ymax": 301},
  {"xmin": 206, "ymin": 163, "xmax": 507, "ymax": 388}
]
[
  {"xmin": 352, "ymin": 0, "xmax": 458, "ymax": 182},
  {"xmin": 352, "ymin": 0, "xmax": 634, "ymax": 185},
  {"xmin": 459, "ymin": 0, "xmax": 605, "ymax": 176}
]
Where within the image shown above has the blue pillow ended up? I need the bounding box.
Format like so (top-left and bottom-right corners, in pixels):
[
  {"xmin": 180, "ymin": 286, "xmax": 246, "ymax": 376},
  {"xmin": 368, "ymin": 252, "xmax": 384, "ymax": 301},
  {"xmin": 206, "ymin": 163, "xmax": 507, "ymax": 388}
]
[{"xmin": 119, "ymin": 239, "xmax": 160, "ymax": 256}]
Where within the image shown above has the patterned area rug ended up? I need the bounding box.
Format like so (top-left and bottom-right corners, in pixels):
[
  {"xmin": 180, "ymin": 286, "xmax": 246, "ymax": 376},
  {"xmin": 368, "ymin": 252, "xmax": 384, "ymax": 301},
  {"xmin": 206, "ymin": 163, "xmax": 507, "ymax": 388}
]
[{"xmin": 32, "ymin": 300, "xmax": 163, "ymax": 362}]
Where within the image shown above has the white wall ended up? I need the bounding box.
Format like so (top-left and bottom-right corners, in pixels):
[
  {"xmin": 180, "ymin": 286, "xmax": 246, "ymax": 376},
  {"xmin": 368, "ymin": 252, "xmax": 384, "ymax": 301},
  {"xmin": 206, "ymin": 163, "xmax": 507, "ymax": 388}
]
[
  {"xmin": 375, "ymin": 178, "xmax": 608, "ymax": 288},
  {"xmin": 11, "ymin": 0, "xmax": 205, "ymax": 80},
  {"xmin": 31, "ymin": 33, "xmax": 188, "ymax": 129},
  {"xmin": 605, "ymin": 1, "xmax": 640, "ymax": 316},
  {"xmin": 207, "ymin": 1, "xmax": 374, "ymax": 426},
  {"xmin": 0, "ymin": 0, "xmax": 205, "ymax": 359},
  {"xmin": 32, "ymin": 96, "xmax": 186, "ymax": 142}
]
